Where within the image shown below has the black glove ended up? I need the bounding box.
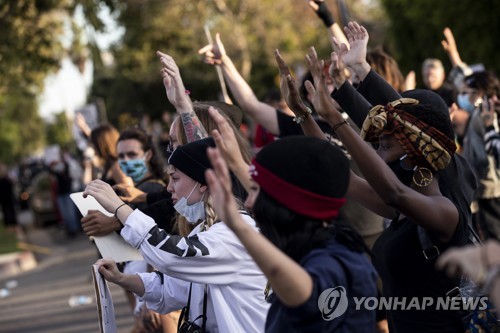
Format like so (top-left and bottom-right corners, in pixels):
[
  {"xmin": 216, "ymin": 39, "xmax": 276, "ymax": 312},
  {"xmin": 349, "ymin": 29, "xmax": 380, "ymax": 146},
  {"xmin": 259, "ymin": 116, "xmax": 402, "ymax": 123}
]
[{"xmin": 314, "ymin": 1, "xmax": 335, "ymax": 27}]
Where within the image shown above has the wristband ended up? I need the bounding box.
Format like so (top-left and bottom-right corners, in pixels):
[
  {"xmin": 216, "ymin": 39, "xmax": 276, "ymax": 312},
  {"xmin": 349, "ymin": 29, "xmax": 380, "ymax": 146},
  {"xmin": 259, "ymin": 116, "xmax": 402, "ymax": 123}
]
[
  {"xmin": 114, "ymin": 203, "xmax": 127, "ymax": 218},
  {"xmin": 315, "ymin": 1, "xmax": 335, "ymax": 27},
  {"xmin": 332, "ymin": 120, "xmax": 348, "ymax": 132},
  {"xmin": 293, "ymin": 107, "xmax": 313, "ymax": 124}
]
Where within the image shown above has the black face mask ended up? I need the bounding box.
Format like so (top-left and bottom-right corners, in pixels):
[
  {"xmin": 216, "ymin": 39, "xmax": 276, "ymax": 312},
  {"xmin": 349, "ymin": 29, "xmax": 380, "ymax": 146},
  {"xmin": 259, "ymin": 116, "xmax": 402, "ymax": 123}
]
[{"xmin": 387, "ymin": 155, "xmax": 414, "ymax": 186}]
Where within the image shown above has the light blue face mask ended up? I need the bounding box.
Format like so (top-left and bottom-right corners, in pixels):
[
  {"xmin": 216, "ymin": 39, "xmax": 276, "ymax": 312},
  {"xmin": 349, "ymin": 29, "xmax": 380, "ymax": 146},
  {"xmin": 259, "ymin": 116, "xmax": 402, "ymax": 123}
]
[
  {"xmin": 457, "ymin": 93, "xmax": 475, "ymax": 113},
  {"xmin": 119, "ymin": 158, "xmax": 148, "ymax": 183},
  {"xmin": 174, "ymin": 183, "xmax": 206, "ymax": 224}
]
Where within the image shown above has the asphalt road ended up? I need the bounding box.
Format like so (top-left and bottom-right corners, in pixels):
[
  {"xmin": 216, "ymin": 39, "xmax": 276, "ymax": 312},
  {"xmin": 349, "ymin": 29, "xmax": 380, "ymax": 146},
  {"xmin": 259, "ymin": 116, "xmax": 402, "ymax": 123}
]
[{"xmin": 0, "ymin": 225, "xmax": 135, "ymax": 333}]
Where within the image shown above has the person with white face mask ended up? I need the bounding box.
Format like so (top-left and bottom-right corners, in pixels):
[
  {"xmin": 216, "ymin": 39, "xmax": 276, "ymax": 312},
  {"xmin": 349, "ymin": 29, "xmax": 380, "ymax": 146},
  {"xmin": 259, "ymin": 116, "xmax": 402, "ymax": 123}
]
[{"xmin": 84, "ymin": 137, "xmax": 269, "ymax": 333}]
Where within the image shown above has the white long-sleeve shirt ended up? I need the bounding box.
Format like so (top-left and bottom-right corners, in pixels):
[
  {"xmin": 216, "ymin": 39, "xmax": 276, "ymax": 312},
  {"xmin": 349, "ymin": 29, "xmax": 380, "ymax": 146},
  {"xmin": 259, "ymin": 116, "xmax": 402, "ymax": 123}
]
[{"xmin": 121, "ymin": 209, "xmax": 269, "ymax": 333}]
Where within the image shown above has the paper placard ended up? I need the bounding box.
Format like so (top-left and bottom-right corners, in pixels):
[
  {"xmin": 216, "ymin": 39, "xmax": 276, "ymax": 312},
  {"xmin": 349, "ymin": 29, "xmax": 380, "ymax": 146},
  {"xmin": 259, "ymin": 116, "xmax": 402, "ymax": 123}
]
[
  {"xmin": 92, "ymin": 264, "xmax": 117, "ymax": 333},
  {"xmin": 70, "ymin": 192, "xmax": 143, "ymax": 262}
]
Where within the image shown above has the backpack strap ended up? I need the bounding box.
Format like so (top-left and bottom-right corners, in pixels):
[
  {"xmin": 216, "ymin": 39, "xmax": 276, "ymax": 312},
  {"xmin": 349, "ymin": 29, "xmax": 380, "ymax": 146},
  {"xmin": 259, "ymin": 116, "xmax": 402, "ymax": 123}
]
[{"xmin": 417, "ymin": 226, "xmax": 441, "ymax": 260}]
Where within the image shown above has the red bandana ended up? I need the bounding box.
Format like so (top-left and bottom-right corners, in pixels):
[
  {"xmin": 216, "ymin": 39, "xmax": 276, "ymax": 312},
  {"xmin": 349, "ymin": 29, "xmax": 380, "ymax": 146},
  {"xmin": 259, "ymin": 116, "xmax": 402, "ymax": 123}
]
[{"xmin": 250, "ymin": 160, "xmax": 346, "ymax": 220}]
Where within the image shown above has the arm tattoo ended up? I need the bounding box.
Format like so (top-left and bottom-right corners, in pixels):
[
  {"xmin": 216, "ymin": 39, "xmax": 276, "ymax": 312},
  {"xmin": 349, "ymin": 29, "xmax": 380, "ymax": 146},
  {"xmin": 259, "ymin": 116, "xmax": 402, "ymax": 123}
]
[{"xmin": 180, "ymin": 112, "xmax": 208, "ymax": 142}]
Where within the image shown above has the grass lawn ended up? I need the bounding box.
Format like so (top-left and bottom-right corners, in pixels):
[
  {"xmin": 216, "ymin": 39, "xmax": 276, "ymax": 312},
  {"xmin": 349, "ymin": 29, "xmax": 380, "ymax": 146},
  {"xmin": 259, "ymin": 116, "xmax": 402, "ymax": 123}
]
[{"xmin": 0, "ymin": 221, "xmax": 20, "ymax": 255}]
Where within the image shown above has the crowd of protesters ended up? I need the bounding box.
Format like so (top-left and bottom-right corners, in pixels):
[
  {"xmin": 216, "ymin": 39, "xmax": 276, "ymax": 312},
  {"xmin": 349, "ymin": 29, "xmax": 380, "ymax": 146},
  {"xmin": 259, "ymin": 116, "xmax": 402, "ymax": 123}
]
[{"xmin": 2, "ymin": 1, "xmax": 500, "ymax": 332}]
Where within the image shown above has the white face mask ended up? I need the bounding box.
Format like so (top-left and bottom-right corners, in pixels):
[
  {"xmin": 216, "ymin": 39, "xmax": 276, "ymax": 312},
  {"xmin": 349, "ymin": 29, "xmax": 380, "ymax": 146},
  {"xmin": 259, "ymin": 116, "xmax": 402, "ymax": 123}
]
[{"xmin": 173, "ymin": 183, "xmax": 206, "ymax": 224}]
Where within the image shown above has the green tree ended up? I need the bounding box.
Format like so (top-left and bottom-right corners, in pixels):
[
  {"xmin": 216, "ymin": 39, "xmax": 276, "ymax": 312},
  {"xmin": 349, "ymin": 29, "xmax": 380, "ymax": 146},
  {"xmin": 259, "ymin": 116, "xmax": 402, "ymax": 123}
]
[
  {"xmin": 45, "ymin": 111, "xmax": 74, "ymax": 148},
  {"xmin": 381, "ymin": 0, "xmax": 500, "ymax": 83},
  {"xmin": 0, "ymin": 0, "xmax": 116, "ymax": 164},
  {"xmin": 91, "ymin": 0, "xmax": 335, "ymax": 125}
]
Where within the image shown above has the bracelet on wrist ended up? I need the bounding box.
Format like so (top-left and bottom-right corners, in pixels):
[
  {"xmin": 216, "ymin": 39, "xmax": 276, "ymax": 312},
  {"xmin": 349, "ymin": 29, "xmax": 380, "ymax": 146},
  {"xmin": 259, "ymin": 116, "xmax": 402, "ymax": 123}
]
[
  {"xmin": 293, "ymin": 107, "xmax": 313, "ymax": 124},
  {"xmin": 332, "ymin": 120, "xmax": 349, "ymax": 132},
  {"xmin": 114, "ymin": 203, "xmax": 127, "ymax": 218}
]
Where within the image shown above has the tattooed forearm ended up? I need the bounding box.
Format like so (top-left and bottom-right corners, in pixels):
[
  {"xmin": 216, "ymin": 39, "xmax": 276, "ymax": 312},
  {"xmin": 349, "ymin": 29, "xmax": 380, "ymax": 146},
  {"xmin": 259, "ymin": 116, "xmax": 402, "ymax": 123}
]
[{"xmin": 180, "ymin": 112, "xmax": 208, "ymax": 142}]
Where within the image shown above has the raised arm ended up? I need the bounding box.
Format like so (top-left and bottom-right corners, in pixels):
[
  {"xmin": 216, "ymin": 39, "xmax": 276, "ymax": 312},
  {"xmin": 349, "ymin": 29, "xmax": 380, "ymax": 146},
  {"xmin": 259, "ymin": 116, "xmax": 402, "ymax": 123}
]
[
  {"xmin": 157, "ymin": 51, "xmax": 208, "ymax": 142},
  {"xmin": 208, "ymin": 107, "xmax": 251, "ymax": 193},
  {"xmin": 198, "ymin": 33, "xmax": 280, "ymax": 135},
  {"xmin": 441, "ymin": 27, "xmax": 467, "ymax": 69},
  {"xmin": 441, "ymin": 27, "xmax": 473, "ymax": 89},
  {"xmin": 334, "ymin": 22, "xmax": 401, "ymax": 106},
  {"xmin": 335, "ymin": 22, "xmax": 371, "ymax": 82},
  {"xmin": 308, "ymin": 59, "xmax": 459, "ymax": 241},
  {"xmin": 275, "ymin": 48, "xmax": 326, "ymax": 139},
  {"xmin": 308, "ymin": 0, "xmax": 349, "ymax": 51},
  {"xmin": 205, "ymin": 148, "xmax": 313, "ymax": 307},
  {"xmin": 329, "ymin": 51, "xmax": 372, "ymax": 128}
]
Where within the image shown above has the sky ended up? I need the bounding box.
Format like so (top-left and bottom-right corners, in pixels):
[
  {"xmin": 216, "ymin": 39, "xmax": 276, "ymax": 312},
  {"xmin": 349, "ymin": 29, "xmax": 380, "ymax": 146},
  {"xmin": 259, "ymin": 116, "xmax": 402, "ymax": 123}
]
[{"xmin": 38, "ymin": 5, "xmax": 124, "ymax": 121}]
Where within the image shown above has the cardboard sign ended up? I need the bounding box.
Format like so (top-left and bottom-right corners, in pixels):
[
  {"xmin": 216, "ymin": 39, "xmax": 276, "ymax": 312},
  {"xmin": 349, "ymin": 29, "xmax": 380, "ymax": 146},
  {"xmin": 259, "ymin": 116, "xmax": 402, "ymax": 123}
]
[
  {"xmin": 92, "ymin": 264, "xmax": 117, "ymax": 333},
  {"xmin": 70, "ymin": 192, "xmax": 143, "ymax": 262}
]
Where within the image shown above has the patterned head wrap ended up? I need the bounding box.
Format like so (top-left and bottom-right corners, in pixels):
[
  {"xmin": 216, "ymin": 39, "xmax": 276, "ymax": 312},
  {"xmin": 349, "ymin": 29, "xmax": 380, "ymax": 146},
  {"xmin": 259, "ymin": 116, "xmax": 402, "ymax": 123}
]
[{"xmin": 360, "ymin": 98, "xmax": 457, "ymax": 171}]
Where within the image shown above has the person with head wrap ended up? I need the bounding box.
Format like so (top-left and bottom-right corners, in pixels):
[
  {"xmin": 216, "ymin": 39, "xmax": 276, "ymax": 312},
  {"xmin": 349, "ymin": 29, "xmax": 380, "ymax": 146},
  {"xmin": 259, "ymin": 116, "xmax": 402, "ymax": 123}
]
[
  {"xmin": 307, "ymin": 49, "xmax": 470, "ymax": 331},
  {"xmin": 329, "ymin": 21, "xmax": 477, "ymax": 235},
  {"xmin": 206, "ymin": 136, "xmax": 378, "ymax": 333},
  {"xmin": 84, "ymin": 137, "xmax": 269, "ymax": 333}
]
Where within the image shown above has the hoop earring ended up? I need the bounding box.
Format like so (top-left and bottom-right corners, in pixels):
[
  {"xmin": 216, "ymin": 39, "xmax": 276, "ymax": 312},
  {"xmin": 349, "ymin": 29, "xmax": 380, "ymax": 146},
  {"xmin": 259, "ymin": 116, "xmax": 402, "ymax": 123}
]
[{"xmin": 413, "ymin": 167, "xmax": 433, "ymax": 187}]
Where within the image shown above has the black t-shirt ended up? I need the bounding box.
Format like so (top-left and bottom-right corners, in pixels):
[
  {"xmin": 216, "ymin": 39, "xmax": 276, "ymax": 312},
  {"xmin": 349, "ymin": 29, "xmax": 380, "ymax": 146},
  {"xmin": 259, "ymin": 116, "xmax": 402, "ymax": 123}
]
[{"xmin": 372, "ymin": 212, "xmax": 469, "ymax": 333}]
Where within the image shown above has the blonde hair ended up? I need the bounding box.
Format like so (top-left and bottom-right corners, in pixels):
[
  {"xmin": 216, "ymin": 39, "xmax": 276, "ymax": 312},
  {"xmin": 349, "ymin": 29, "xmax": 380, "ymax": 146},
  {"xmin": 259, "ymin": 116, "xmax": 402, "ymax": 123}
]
[{"xmin": 174, "ymin": 105, "xmax": 252, "ymax": 164}]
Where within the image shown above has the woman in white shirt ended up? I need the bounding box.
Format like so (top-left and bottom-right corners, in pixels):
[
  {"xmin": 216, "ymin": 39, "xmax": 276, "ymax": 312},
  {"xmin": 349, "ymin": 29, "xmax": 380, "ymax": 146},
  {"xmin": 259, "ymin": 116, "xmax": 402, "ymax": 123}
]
[{"xmin": 84, "ymin": 137, "xmax": 269, "ymax": 333}]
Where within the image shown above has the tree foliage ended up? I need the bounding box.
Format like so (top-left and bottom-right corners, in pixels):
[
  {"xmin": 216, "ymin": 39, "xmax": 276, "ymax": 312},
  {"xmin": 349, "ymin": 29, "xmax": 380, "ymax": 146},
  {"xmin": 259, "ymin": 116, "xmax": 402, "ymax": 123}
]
[
  {"xmin": 91, "ymin": 0, "xmax": 333, "ymax": 125},
  {"xmin": 0, "ymin": 0, "xmax": 115, "ymax": 164},
  {"xmin": 381, "ymin": 0, "xmax": 500, "ymax": 82}
]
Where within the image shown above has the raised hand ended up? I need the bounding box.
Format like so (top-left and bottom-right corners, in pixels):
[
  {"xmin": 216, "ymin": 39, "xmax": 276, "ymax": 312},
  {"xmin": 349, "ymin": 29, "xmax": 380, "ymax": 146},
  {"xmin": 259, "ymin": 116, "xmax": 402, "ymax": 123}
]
[
  {"xmin": 328, "ymin": 49, "xmax": 348, "ymax": 89},
  {"xmin": 304, "ymin": 48, "xmax": 343, "ymax": 125},
  {"xmin": 208, "ymin": 107, "xmax": 245, "ymax": 170},
  {"xmin": 441, "ymin": 27, "xmax": 464, "ymax": 67},
  {"xmin": 198, "ymin": 33, "xmax": 227, "ymax": 65},
  {"xmin": 307, "ymin": 0, "xmax": 323, "ymax": 12},
  {"xmin": 83, "ymin": 179, "xmax": 124, "ymax": 214},
  {"xmin": 480, "ymin": 96, "xmax": 499, "ymax": 128},
  {"xmin": 156, "ymin": 51, "xmax": 192, "ymax": 111},
  {"xmin": 342, "ymin": 22, "xmax": 369, "ymax": 67},
  {"xmin": 274, "ymin": 49, "xmax": 310, "ymax": 117},
  {"xmin": 81, "ymin": 210, "xmax": 121, "ymax": 237},
  {"xmin": 75, "ymin": 113, "xmax": 91, "ymax": 137},
  {"xmin": 205, "ymin": 147, "xmax": 242, "ymax": 229}
]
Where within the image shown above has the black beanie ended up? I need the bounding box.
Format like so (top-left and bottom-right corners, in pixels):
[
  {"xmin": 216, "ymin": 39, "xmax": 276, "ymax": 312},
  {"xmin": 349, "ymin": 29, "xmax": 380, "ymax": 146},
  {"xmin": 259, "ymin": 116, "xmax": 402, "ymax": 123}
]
[
  {"xmin": 401, "ymin": 89, "xmax": 448, "ymax": 117},
  {"xmin": 254, "ymin": 136, "xmax": 350, "ymax": 201},
  {"xmin": 168, "ymin": 137, "xmax": 215, "ymax": 185}
]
